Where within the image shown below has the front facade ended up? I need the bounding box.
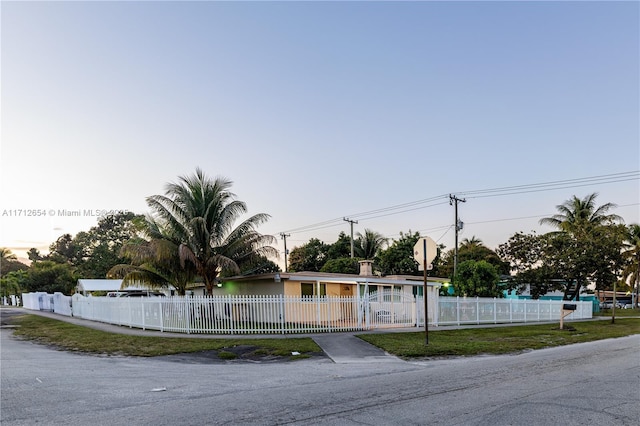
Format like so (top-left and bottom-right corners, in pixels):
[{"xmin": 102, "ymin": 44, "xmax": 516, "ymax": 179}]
[{"xmin": 208, "ymin": 269, "xmax": 446, "ymax": 326}]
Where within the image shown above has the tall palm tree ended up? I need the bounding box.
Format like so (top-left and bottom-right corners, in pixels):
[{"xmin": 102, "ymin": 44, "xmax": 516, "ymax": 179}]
[
  {"xmin": 539, "ymin": 193, "xmax": 623, "ymax": 300},
  {"xmin": 107, "ymin": 217, "xmax": 196, "ymax": 295},
  {"xmin": 355, "ymin": 229, "xmax": 387, "ymax": 259},
  {"xmin": 146, "ymin": 168, "xmax": 277, "ymax": 295},
  {"xmin": 539, "ymin": 193, "xmax": 622, "ymax": 235},
  {"xmin": 622, "ymin": 224, "xmax": 640, "ymax": 308}
]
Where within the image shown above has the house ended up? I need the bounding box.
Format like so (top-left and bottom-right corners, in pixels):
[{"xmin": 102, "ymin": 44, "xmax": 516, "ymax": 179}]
[
  {"xmin": 209, "ymin": 260, "xmax": 444, "ymax": 297},
  {"xmin": 204, "ymin": 260, "xmax": 448, "ymax": 325}
]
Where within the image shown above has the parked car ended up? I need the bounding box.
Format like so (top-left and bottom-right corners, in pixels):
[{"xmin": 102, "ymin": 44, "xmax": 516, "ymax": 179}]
[
  {"xmin": 118, "ymin": 291, "xmax": 165, "ymax": 297},
  {"xmin": 600, "ymin": 301, "xmax": 631, "ymax": 310}
]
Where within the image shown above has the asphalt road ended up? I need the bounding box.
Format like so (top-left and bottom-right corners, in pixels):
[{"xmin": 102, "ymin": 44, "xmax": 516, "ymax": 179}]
[{"xmin": 1, "ymin": 324, "xmax": 638, "ymax": 425}]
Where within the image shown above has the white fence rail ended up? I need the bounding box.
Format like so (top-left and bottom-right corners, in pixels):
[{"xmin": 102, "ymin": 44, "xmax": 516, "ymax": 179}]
[
  {"xmin": 20, "ymin": 292, "xmax": 592, "ymax": 334},
  {"xmin": 435, "ymin": 296, "xmax": 592, "ymax": 326},
  {"xmin": 21, "ymin": 292, "xmax": 72, "ymax": 316}
]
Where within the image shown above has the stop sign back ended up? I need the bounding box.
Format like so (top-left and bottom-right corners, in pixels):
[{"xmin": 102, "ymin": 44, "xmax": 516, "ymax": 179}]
[{"xmin": 413, "ymin": 236, "xmax": 437, "ymax": 269}]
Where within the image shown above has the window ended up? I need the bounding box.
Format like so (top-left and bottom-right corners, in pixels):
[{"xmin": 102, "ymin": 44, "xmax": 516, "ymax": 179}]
[
  {"xmin": 301, "ymin": 282, "xmax": 326, "ymax": 297},
  {"xmin": 383, "ymin": 286, "xmax": 401, "ymax": 301},
  {"xmin": 301, "ymin": 283, "xmax": 313, "ymax": 297}
]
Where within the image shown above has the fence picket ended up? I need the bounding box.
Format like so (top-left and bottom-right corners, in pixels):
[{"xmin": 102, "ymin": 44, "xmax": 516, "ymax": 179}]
[{"xmin": 20, "ymin": 293, "xmax": 593, "ymax": 334}]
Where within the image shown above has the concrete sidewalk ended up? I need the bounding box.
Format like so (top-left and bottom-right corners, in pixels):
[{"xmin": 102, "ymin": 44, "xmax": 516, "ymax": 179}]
[{"xmin": 311, "ymin": 333, "xmax": 406, "ymax": 364}]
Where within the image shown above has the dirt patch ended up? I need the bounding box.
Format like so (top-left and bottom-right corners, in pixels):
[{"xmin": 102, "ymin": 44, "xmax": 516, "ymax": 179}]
[
  {"xmin": 157, "ymin": 345, "xmax": 326, "ymax": 364},
  {"xmin": 0, "ymin": 308, "xmax": 27, "ymax": 327}
]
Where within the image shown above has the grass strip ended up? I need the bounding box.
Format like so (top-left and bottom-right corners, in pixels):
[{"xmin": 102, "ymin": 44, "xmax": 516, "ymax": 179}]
[
  {"xmin": 358, "ymin": 318, "xmax": 640, "ymax": 358},
  {"xmin": 8, "ymin": 314, "xmax": 321, "ymax": 359}
]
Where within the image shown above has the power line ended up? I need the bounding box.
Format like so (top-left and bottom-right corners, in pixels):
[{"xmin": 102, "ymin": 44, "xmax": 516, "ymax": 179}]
[{"xmin": 277, "ymin": 171, "xmax": 639, "ymax": 238}]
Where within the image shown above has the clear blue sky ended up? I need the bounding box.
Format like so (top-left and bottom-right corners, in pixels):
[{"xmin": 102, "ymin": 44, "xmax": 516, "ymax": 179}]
[{"xmin": 1, "ymin": 1, "xmax": 638, "ymax": 266}]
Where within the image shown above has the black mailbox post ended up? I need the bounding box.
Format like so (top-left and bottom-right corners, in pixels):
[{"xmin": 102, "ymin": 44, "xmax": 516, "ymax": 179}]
[{"xmin": 560, "ymin": 303, "xmax": 577, "ymax": 329}]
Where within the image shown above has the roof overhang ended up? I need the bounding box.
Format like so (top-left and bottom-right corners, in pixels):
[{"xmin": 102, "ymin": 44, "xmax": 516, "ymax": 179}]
[{"xmin": 222, "ymin": 272, "xmax": 445, "ymax": 287}]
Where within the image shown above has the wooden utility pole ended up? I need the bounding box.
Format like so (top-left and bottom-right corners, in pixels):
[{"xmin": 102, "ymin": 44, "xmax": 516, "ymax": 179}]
[
  {"xmin": 343, "ymin": 218, "xmax": 358, "ymax": 258},
  {"xmin": 280, "ymin": 233, "xmax": 290, "ymax": 272},
  {"xmin": 449, "ymin": 195, "xmax": 466, "ymax": 280}
]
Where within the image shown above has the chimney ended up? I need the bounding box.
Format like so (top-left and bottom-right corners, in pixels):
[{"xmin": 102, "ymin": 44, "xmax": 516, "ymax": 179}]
[{"xmin": 359, "ymin": 260, "xmax": 373, "ymax": 276}]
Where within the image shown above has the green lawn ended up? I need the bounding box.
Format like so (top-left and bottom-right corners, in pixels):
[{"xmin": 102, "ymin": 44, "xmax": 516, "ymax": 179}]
[
  {"xmin": 358, "ymin": 318, "xmax": 640, "ymax": 358},
  {"xmin": 6, "ymin": 313, "xmax": 639, "ymax": 361},
  {"xmin": 8, "ymin": 314, "xmax": 321, "ymax": 360},
  {"xmin": 594, "ymin": 307, "xmax": 640, "ymax": 317}
]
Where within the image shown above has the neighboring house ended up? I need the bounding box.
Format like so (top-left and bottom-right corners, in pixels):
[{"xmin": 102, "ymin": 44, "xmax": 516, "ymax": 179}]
[
  {"xmin": 76, "ymin": 279, "xmax": 175, "ymax": 296},
  {"xmin": 503, "ymin": 282, "xmax": 599, "ymax": 311}
]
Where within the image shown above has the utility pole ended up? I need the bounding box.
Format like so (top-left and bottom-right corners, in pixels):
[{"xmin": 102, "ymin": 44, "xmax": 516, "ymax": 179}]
[
  {"xmin": 280, "ymin": 233, "xmax": 290, "ymax": 272},
  {"xmin": 449, "ymin": 194, "xmax": 466, "ymax": 281},
  {"xmin": 343, "ymin": 218, "xmax": 358, "ymax": 258}
]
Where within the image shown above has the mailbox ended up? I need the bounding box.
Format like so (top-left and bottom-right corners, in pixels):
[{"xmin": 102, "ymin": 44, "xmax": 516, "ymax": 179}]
[{"xmin": 563, "ymin": 304, "xmax": 577, "ymax": 311}]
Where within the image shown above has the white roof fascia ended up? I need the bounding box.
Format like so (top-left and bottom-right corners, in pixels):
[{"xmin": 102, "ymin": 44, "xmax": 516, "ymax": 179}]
[{"xmin": 285, "ymin": 274, "xmax": 441, "ymax": 287}]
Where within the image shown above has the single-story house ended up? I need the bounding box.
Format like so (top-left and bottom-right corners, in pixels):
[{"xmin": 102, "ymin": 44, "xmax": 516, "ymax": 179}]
[
  {"xmin": 196, "ymin": 260, "xmax": 446, "ymax": 298},
  {"xmin": 186, "ymin": 260, "xmax": 448, "ymax": 324}
]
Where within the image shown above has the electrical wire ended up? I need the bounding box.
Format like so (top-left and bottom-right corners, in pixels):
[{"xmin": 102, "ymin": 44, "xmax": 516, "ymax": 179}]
[{"xmin": 277, "ymin": 171, "xmax": 639, "ymax": 238}]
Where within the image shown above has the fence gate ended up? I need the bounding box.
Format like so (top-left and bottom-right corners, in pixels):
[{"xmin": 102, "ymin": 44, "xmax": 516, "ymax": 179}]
[{"xmin": 363, "ymin": 289, "xmax": 416, "ymax": 329}]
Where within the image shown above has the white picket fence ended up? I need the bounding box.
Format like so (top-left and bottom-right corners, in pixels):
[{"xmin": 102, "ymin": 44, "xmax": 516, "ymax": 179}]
[
  {"xmin": 436, "ymin": 296, "xmax": 593, "ymax": 326},
  {"xmin": 19, "ymin": 292, "xmax": 592, "ymax": 334},
  {"xmin": 21, "ymin": 292, "xmax": 72, "ymax": 316}
]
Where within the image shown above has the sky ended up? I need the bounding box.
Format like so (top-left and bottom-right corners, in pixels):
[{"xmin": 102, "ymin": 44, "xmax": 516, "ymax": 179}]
[{"xmin": 1, "ymin": 1, "xmax": 638, "ymax": 268}]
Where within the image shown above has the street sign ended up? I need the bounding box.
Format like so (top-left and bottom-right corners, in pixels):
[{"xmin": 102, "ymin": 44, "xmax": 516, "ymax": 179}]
[
  {"xmin": 413, "ymin": 236, "xmax": 437, "ymax": 267},
  {"xmin": 414, "ymin": 236, "xmax": 437, "ymax": 346}
]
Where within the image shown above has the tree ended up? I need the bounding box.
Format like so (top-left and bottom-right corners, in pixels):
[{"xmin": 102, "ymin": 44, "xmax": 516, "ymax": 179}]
[
  {"xmin": 453, "ymin": 260, "xmax": 502, "ymax": 298},
  {"xmin": 539, "ymin": 193, "xmax": 624, "ymax": 300},
  {"xmin": 238, "ymin": 256, "xmax": 281, "ymax": 275},
  {"xmin": 146, "ymin": 168, "xmax": 277, "ymax": 295},
  {"xmin": 1, "ymin": 270, "xmax": 27, "ymax": 301},
  {"xmin": 46, "ymin": 212, "xmax": 144, "ymax": 279},
  {"xmin": 288, "ymin": 238, "xmax": 329, "ymax": 272},
  {"xmin": 355, "ymin": 229, "xmax": 387, "ymax": 260},
  {"xmin": 22, "ymin": 261, "xmax": 76, "ymax": 294},
  {"xmin": 107, "ymin": 218, "xmax": 197, "ymax": 296},
  {"xmin": 47, "ymin": 233, "xmax": 84, "ymax": 265},
  {"xmin": 1, "ymin": 248, "xmax": 17, "ymax": 262},
  {"xmin": 375, "ymin": 231, "xmax": 421, "ymax": 276},
  {"xmin": 440, "ymin": 237, "xmax": 508, "ymax": 279},
  {"xmin": 497, "ymin": 232, "xmax": 561, "ymax": 298},
  {"xmin": 621, "ymin": 224, "xmax": 640, "ymax": 308},
  {"xmin": 0, "ymin": 248, "xmax": 28, "ymax": 277},
  {"xmin": 27, "ymin": 248, "xmax": 43, "ymax": 262},
  {"xmin": 539, "ymin": 193, "xmax": 622, "ymax": 235},
  {"xmin": 320, "ymin": 257, "xmax": 361, "ymax": 274},
  {"xmin": 326, "ymin": 232, "xmax": 352, "ymax": 260}
]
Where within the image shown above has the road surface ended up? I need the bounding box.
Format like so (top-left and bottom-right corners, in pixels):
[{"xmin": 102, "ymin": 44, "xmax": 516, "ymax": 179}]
[{"xmin": 1, "ymin": 328, "xmax": 638, "ymax": 425}]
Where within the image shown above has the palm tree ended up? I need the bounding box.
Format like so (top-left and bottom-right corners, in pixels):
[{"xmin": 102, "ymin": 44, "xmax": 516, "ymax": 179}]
[
  {"xmin": 539, "ymin": 193, "xmax": 623, "ymax": 300},
  {"xmin": 460, "ymin": 236, "xmax": 484, "ymax": 249},
  {"xmin": 1, "ymin": 248, "xmax": 19, "ymax": 278},
  {"xmin": 622, "ymin": 224, "xmax": 640, "ymax": 308},
  {"xmin": 539, "ymin": 193, "xmax": 622, "ymax": 235},
  {"xmin": 146, "ymin": 168, "xmax": 278, "ymax": 295},
  {"xmin": 107, "ymin": 217, "xmax": 196, "ymax": 295},
  {"xmin": 355, "ymin": 229, "xmax": 387, "ymax": 259},
  {"xmin": 0, "ymin": 248, "xmax": 18, "ymax": 261}
]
